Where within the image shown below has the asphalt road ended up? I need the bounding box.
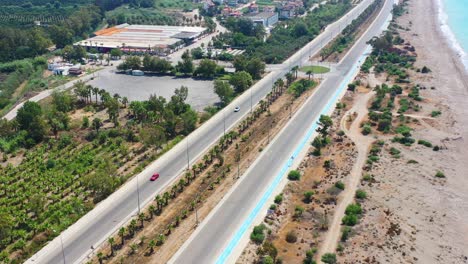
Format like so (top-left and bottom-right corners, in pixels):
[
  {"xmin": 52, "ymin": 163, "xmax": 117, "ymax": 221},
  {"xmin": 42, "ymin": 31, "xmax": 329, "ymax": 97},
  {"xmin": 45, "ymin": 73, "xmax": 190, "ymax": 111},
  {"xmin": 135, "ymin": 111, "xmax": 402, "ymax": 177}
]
[
  {"xmin": 25, "ymin": 1, "xmax": 379, "ymax": 263},
  {"xmin": 169, "ymin": 0, "xmax": 394, "ymax": 263}
]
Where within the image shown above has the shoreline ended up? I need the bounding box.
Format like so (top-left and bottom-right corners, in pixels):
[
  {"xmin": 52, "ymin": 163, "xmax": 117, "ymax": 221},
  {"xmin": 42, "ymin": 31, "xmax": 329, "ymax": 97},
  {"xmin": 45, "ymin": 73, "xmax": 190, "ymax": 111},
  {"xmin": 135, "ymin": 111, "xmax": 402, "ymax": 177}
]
[{"xmin": 434, "ymin": 0, "xmax": 468, "ymax": 72}]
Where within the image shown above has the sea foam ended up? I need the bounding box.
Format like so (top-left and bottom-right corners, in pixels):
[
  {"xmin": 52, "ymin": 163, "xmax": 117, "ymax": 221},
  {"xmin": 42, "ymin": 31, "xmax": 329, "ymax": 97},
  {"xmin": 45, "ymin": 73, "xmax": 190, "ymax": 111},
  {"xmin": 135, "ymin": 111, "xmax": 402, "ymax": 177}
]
[{"xmin": 435, "ymin": 0, "xmax": 468, "ymax": 72}]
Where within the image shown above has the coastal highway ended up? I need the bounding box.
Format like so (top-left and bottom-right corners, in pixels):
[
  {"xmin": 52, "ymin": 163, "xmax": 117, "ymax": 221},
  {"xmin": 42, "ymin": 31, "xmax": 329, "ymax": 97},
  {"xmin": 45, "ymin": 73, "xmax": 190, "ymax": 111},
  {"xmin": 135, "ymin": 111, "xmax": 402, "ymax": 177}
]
[
  {"xmin": 25, "ymin": 1, "xmax": 378, "ymax": 263},
  {"xmin": 169, "ymin": 0, "xmax": 394, "ymax": 263}
]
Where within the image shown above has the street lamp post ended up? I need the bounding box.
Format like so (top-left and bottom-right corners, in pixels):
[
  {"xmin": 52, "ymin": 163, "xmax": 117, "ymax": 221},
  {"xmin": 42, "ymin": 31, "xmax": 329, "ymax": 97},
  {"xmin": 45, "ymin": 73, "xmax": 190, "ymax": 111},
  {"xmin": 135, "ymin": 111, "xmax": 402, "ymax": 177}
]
[
  {"xmin": 59, "ymin": 235, "xmax": 65, "ymax": 264},
  {"xmin": 53, "ymin": 230, "xmax": 66, "ymax": 264}
]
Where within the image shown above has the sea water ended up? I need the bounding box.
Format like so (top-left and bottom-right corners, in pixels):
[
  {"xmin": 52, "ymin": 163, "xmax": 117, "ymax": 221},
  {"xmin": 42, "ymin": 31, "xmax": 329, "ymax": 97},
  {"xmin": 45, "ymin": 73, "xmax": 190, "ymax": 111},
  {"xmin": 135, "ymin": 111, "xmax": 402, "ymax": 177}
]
[{"xmin": 437, "ymin": 0, "xmax": 468, "ymax": 71}]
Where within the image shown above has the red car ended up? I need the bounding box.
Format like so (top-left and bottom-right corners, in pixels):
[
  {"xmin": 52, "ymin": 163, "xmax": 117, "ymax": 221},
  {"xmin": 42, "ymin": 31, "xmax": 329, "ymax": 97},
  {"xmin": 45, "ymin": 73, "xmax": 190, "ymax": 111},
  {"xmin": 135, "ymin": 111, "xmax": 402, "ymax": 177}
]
[{"xmin": 150, "ymin": 173, "xmax": 160, "ymax": 181}]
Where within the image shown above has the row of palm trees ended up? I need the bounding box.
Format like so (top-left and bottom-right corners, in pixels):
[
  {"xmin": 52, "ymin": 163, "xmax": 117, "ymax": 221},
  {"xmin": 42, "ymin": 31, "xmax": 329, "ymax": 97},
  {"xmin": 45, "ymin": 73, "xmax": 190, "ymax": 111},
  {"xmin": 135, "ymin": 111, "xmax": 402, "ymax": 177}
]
[{"xmin": 95, "ymin": 72, "xmax": 301, "ymax": 262}]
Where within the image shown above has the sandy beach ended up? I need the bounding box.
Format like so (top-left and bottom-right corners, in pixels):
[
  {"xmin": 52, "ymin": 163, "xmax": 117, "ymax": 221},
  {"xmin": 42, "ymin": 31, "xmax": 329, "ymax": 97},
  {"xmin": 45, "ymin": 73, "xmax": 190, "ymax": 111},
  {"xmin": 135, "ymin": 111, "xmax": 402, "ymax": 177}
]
[{"xmin": 337, "ymin": 0, "xmax": 468, "ymax": 263}]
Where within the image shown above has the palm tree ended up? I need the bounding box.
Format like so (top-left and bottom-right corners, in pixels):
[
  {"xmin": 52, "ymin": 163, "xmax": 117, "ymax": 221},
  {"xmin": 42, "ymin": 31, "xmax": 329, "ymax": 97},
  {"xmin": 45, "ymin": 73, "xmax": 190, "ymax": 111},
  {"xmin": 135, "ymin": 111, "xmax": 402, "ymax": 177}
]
[
  {"xmin": 285, "ymin": 72, "xmax": 294, "ymax": 87},
  {"xmin": 148, "ymin": 239, "xmax": 156, "ymax": 254},
  {"xmin": 156, "ymin": 234, "xmax": 165, "ymax": 246},
  {"xmin": 148, "ymin": 205, "xmax": 156, "ymax": 219},
  {"xmin": 97, "ymin": 252, "xmax": 104, "ymax": 264},
  {"xmin": 92, "ymin": 118, "xmax": 102, "ymax": 133},
  {"xmin": 275, "ymin": 78, "xmax": 285, "ymax": 94},
  {"xmin": 154, "ymin": 195, "xmax": 162, "ymax": 211},
  {"xmin": 129, "ymin": 219, "xmax": 137, "ymax": 236},
  {"xmin": 163, "ymin": 192, "xmax": 170, "ymax": 206},
  {"xmin": 178, "ymin": 179, "xmax": 185, "ymax": 192},
  {"xmin": 130, "ymin": 243, "xmax": 137, "ymax": 254},
  {"xmin": 138, "ymin": 212, "xmax": 145, "ymax": 228},
  {"xmin": 292, "ymin": 65, "xmax": 299, "ymax": 79},
  {"xmin": 121, "ymin": 97, "xmax": 128, "ymax": 108},
  {"xmin": 118, "ymin": 227, "xmax": 126, "ymax": 245},
  {"xmin": 108, "ymin": 237, "xmax": 115, "ymax": 256},
  {"xmin": 92, "ymin": 87, "xmax": 100, "ymax": 104},
  {"xmin": 306, "ymin": 70, "xmax": 313, "ymax": 80}
]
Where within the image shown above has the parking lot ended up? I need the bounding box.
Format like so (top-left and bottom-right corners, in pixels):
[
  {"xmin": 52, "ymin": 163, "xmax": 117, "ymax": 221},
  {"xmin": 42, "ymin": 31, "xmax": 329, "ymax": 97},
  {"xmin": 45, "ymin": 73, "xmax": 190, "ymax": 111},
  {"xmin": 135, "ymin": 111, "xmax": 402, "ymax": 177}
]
[{"xmin": 89, "ymin": 69, "xmax": 218, "ymax": 111}]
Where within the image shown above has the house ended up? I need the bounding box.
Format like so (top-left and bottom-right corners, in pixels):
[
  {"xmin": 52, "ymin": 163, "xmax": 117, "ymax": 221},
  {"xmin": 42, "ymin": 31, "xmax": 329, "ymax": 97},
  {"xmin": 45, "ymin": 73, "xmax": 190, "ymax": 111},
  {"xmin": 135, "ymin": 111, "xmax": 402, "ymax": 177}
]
[
  {"xmin": 279, "ymin": 0, "xmax": 304, "ymax": 19},
  {"xmin": 245, "ymin": 12, "xmax": 279, "ymax": 28},
  {"xmin": 202, "ymin": 0, "xmax": 215, "ymax": 11},
  {"xmin": 248, "ymin": 3, "xmax": 259, "ymax": 13}
]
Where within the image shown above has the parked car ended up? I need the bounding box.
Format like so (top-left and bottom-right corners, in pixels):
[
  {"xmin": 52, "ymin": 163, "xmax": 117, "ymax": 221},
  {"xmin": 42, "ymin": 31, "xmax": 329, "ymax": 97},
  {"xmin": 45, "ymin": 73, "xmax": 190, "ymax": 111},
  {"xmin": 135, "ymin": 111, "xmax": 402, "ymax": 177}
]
[{"xmin": 150, "ymin": 173, "xmax": 160, "ymax": 181}]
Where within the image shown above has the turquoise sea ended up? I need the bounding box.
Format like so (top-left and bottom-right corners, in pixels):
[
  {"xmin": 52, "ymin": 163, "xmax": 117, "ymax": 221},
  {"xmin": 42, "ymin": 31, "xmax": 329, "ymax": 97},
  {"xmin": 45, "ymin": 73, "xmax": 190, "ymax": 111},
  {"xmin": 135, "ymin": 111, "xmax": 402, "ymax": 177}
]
[{"xmin": 439, "ymin": 0, "xmax": 468, "ymax": 70}]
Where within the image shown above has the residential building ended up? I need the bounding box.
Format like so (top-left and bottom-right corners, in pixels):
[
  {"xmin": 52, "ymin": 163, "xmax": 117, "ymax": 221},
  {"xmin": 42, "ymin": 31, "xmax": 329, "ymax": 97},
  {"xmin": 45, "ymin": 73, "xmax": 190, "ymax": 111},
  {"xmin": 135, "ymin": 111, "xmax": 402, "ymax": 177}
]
[{"xmin": 245, "ymin": 11, "xmax": 279, "ymax": 27}]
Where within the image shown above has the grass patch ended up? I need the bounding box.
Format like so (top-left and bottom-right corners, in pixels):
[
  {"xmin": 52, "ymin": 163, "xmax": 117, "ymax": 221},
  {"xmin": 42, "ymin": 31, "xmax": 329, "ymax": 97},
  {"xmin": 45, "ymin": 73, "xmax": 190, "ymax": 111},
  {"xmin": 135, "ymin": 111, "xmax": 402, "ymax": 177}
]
[{"xmin": 299, "ymin": 65, "xmax": 330, "ymax": 74}]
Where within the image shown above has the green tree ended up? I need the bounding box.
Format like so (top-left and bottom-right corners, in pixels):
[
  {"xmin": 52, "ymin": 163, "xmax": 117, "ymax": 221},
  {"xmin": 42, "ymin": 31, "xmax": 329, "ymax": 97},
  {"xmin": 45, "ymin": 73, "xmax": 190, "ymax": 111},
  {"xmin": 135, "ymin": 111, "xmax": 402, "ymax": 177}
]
[
  {"xmin": 177, "ymin": 50, "xmax": 194, "ymax": 75},
  {"xmin": 108, "ymin": 237, "xmax": 115, "ymax": 256},
  {"xmin": 316, "ymin": 115, "xmax": 333, "ymax": 137},
  {"xmin": 181, "ymin": 109, "xmax": 198, "ymax": 135},
  {"xmin": 233, "ymin": 55, "xmax": 248, "ymax": 72},
  {"xmin": 52, "ymin": 91, "xmax": 74, "ymax": 113},
  {"xmin": 195, "ymin": 59, "xmax": 217, "ymax": 78},
  {"xmin": 140, "ymin": 125, "xmax": 166, "ymax": 148},
  {"xmin": 110, "ymin": 48, "xmax": 123, "ymax": 58},
  {"xmin": 92, "ymin": 118, "xmax": 102, "ymax": 133},
  {"xmin": 214, "ymin": 80, "xmax": 234, "ymax": 105},
  {"xmin": 16, "ymin": 101, "xmax": 46, "ymax": 143},
  {"xmin": 246, "ymin": 57, "xmax": 266, "ymax": 80},
  {"xmin": 229, "ymin": 71, "xmax": 253, "ymax": 93}
]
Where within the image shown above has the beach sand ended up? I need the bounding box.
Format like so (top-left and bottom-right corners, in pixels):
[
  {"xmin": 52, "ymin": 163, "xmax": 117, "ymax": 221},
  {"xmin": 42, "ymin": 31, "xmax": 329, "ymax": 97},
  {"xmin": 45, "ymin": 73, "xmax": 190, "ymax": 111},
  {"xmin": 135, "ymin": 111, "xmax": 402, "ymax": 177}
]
[{"xmin": 337, "ymin": 0, "xmax": 468, "ymax": 263}]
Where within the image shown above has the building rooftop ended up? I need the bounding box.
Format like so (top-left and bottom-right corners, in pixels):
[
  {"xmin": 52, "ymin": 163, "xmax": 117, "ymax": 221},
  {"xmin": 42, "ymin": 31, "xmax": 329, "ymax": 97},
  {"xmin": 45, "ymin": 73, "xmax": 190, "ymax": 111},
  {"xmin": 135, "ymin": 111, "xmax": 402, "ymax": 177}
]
[
  {"xmin": 75, "ymin": 24, "xmax": 207, "ymax": 50},
  {"xmin": 245, "ymin": 11, "xmax": 277, "ymax": 20}
]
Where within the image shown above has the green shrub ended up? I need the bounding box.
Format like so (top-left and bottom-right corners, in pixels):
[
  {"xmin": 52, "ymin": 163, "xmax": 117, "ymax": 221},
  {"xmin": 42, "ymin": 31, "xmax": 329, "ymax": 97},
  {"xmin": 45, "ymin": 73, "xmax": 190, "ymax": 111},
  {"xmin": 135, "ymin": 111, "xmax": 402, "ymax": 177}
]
[
  {"xmin": 362, "ymin": 173, "xmax": 372, "ymax": 181},
  {"xmin": 341, "ymin": 226, "xmax": 352, "ymax": 242},
  {"xmin": 345, "ymin": 203, "xmax": 362, "ymax": 215},
  {"xmin": 431, "ymin": 110, "xmax": 441, "ymax": 117},
  {"xmin": 269, "ymin": 204, "xmax": 277, "ymax": 210},
  {"xmin": 321, "ymin": 253, "xmax": 337, "ymax": 264},
  {"xmin": 362, "ymin": 124, "xmax": 372, "ymax": 135},
  {"xmin": 285, "ymin": 230, "xmax": 297, "ymax": 243},
  {"xmin": 417, "ymin": 139, "xmax": 432, "ymax": 148},
  {"xmin": 341, "ymin": 214, "xmax": 358, "ymax": 226},
  {"xmin": 288, "ymin": 170, "xmax": 301, "ymax": 181},
  {"xmin": 335, "ymin": 181, "xmax": 345, "ymax": 190},
  {"xmin": 435, "ymin": 171, "xmax": 445, "ymax": 178},
  {"xmin": 355, "ymin": 189, "xmax": 367, "ymax": 199},
  {"xmin": 274, "ymin": 194, "xmax": 283, "ymax": 204},
  {"xmin": 250, "ymin": 224, "xmax": 267, "ymax": 244},
  {"xmin": 294, "ymin": 205, "xmax": 304, "ymax": 219},
  {"xmin": 421, "ymin": 66, "xmax": 431, "ymax": 73},
  {"xmin": 304, "ymin": 248, "xmax": 317, "ymax": 264},
  {"xmin": 303, "ymin": 191, "xmax": 314, "ymax": 203}
]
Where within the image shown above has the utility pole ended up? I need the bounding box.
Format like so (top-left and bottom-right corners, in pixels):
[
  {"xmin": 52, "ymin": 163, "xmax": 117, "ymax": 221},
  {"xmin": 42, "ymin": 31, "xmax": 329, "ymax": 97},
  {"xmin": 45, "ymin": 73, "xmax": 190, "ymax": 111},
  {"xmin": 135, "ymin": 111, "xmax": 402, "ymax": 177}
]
[
  {"xmin": 60, "ymin": 235, "xmax": 65, "ymax": 264},
  {"xmin": 53, "ymin": 230, "xmax": 66, "ymax": 264}
]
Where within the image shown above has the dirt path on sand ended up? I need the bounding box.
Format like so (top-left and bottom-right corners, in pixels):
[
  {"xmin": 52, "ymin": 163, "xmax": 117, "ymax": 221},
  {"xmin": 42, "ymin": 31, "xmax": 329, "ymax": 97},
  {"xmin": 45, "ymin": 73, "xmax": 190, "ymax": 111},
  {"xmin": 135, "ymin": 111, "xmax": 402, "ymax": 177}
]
[{"xmin": 318, "ymin": 91, "xmax": 375, "ymax": 258}]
